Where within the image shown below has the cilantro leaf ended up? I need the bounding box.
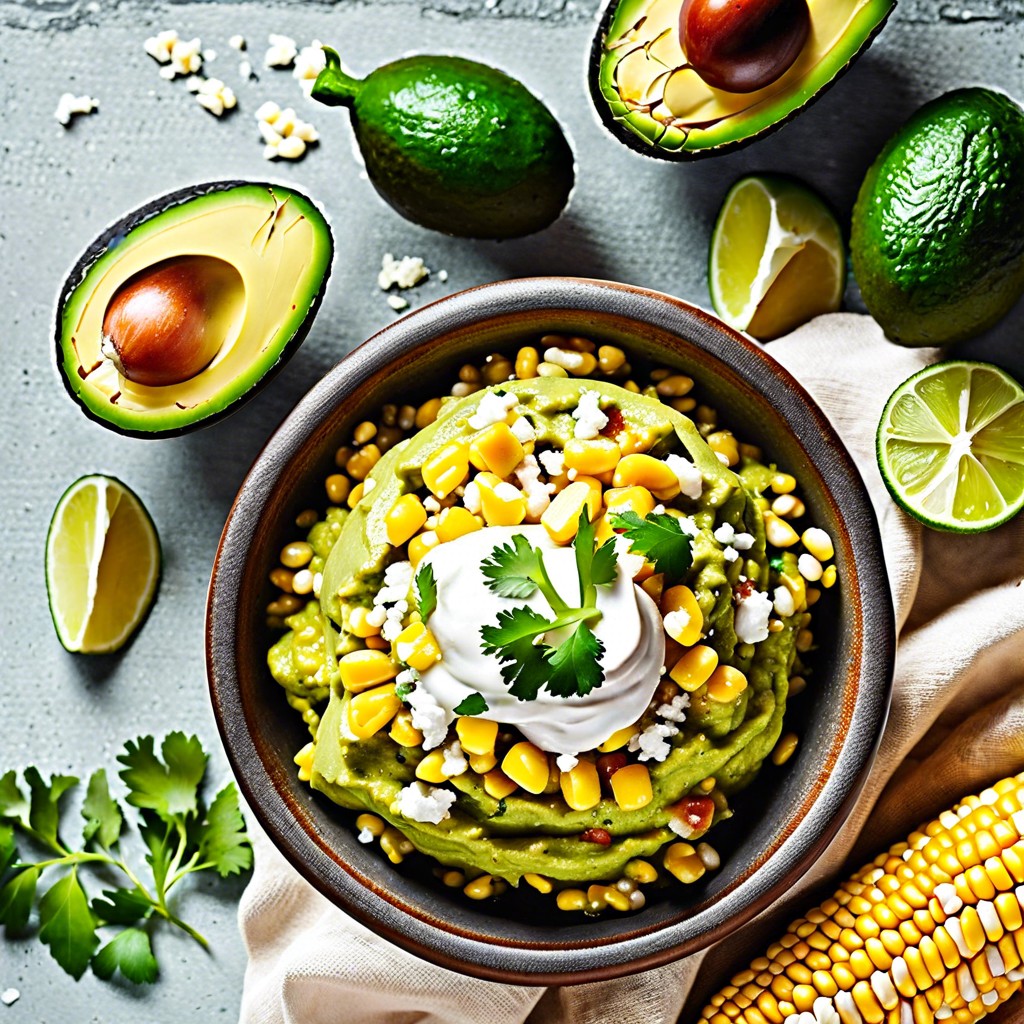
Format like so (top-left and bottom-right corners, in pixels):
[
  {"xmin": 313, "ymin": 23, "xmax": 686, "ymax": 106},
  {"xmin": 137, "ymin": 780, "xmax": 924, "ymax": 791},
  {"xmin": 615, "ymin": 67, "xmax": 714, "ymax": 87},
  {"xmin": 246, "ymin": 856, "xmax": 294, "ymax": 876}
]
[
  {"xmin": 395, "ymin": 679, "xmax": 414, "ymax": 700},
  {"xmin": 480, "ymin": 605, "xmax": 552, "ymax": 653},
  {"xmin": 25, "ymin": 768, "xmax": 78, "ymax": 848},
  {"xmin": 119, "ymin": 733, "xmax": 206, "ymax": 823},
  {"xmin": 0, "ymin": 866, "xmax": 38, "ymax": 931},
  {"xmin": 139, "ymin": 816, "xmax": 173, "ymax": 894},
  {"xmin": 453, "ymin": 692, "xmax": 489, "ymax": 716},
  {"xmin": 91, "ymin": 887, "xmax": 152, "ymax": 926},
  {"xmin": 481, "ymin": 533, "xmax": 544, "ymax": 599},
  {"xmin": 573, "ymin": 511, "xmax": 596, "ymax": 606},
  {"xmin": 0, "ymin": 771, "xmax": 28, "ymax": 824},
  {"xmin": 610, "ymin": 511, "xmax": 694, "ymax": 580},
  {"xmin": 591, "ymin": 540, "xmax": 618, "ymax": 589},
  {"xmin": 198, "ymin": 784, "xmax": 252, "ymax": 878},
  {"xmin": 38, "ymin": 869, "xmax": 98, "ymax": 980},
  {"xmin": 414, "ymin": 563, "xmax": 437, "ymax": 621},
  {"xmin": 82, "ymin": 770, "xmax": 122, "ymax": 849},
  {"xmin": 546, "ymin": 623, "xmax": 605, "ymax": 698},
  {"xmin": 92, "ymin": 926, "xmax": 158, "ymax": 984}
]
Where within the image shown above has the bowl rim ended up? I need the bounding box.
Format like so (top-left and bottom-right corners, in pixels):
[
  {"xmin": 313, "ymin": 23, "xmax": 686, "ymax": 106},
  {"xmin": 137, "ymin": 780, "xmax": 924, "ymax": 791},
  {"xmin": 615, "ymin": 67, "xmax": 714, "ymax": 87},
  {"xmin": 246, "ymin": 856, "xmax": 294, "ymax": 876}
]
[{"xmin": 207, "ymin": 276, "xmax": 894, "ymax": 985}]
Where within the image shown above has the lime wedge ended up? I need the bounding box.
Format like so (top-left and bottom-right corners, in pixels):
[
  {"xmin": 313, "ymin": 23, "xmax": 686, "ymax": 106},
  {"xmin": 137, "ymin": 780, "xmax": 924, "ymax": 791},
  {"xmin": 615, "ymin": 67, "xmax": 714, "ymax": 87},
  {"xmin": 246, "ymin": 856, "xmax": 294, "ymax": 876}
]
[
  {"xmin": 877, "ymin": 361, "xmax": 1024, "ymax": 533},
  {"xmin": 45, "ymin": 475, "xmax": 161, "ymax": 653},
  {"xmin": 709, "ymin": 174, "xmax": 845, "ymax": 341}
]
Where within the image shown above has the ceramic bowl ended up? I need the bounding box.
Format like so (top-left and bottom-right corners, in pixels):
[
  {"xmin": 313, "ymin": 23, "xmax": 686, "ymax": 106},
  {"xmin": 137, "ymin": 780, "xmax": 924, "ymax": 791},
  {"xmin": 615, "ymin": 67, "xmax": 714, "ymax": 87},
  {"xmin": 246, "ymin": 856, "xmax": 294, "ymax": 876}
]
[{"xmin": 206, "ymin": 277, "xmax": 894, "ymax": 985}]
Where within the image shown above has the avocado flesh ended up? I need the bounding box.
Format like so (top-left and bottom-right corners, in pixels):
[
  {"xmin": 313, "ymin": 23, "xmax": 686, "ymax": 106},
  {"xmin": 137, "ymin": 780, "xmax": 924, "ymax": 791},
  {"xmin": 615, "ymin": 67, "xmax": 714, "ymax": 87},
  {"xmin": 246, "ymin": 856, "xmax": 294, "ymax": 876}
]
[
  {"xmin": 57, "ymin": 182, "xmax": 333, "ymax": 436},
  {"xmin": 593, "ymin": 0, "xmax": 894, "ymax": 157},
  {"xmin": 851, "ymin": 88, "xmax": 1024, "ymax": 347},
  {"xmin": 313, "ymin": 53, "xmax": 574, "ymax": 239},
  {"xmin": 299, "ymin": 379, "xmax": 796, "ymax": 886}
]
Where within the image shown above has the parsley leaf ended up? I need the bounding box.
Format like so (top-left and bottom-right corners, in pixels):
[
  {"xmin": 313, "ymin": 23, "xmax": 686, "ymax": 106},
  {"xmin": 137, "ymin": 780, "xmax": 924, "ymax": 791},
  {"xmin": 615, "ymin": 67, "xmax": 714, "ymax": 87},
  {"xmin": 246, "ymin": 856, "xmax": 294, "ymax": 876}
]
[
  {"xmin": 92, "ymin": 927, "xmax": 158, "ymax": 984},
  {"xmin": 453, "ymin": 692, "xmax": 489, "ymax": 716},
  {"xmin": 0, "ymin": 824, "xmax": 15, "ymax": 877},
  {"xmin": 198, "ymin": 784, "xmax": 252, "ymax": 878},
  {"xmin": 25, "ymin": 767, "xmax": 78, "ymax": 848},
  {"xmin": 610, "ymin": 511, "xmax": 694, "ymax": 580},
  {"xmin": 481, "ymin": 533, "xmax": 545, "ymax": 600},
  {"xmin": 38, "ymin": 869, "xmax": 98, "ymax": 980},
  {"xmin": 414, "ymin": 563, "xmax": 437, "ymax": 621},
  {"xmin": 118, "ymin": 733, "xmax": 206, "ymax": 823},
  {"xmin": 0, "ymin": 771, "xmax": 28, "ymax": 823},
  {"xmin": 81, "ymin": 770, "xmax": 122, "ymax": 849},
  {"xmin": 546, "ymin": 623, "xmax": 604, "ymax": 698}
]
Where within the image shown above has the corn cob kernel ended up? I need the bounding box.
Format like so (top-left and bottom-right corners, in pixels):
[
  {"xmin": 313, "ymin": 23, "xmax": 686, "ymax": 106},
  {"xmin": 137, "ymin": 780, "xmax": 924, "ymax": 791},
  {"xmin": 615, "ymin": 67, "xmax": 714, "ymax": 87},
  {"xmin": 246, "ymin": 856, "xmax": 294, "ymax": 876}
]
[{"xmin": 698, "ymin": 773, "xmax": 1024, "ymax": 1024}]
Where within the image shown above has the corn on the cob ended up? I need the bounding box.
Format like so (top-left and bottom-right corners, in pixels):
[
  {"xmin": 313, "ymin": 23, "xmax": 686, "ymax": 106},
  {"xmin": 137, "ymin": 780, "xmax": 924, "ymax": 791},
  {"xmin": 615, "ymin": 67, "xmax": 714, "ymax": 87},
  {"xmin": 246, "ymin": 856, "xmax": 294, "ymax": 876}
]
[{"xmin": 699, "ymin": 773, "xmax": 1024, "ymax": 1024}]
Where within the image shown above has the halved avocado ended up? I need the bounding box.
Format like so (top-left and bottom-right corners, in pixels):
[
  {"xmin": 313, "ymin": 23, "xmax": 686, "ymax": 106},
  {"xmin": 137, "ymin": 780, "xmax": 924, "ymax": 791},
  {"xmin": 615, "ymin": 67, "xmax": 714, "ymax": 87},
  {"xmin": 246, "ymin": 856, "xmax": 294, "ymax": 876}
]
[
  {"xmin": 590, "ymin": 0, "xmax": 895, "ymax": 159},
  {"xmin": 56, "ymin": 181, "xmax": 333, "ymax": 437}
]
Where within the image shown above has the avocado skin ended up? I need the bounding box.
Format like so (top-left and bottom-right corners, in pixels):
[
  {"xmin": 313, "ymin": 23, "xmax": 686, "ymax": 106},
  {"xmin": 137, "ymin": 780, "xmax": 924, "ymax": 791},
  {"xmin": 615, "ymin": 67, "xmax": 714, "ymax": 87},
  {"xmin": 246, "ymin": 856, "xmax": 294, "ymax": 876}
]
[
  {"xmin": 851, "ymin": 88, "xmax": 1024, "ymax": 347},
  {"xmin": 348, "ymin": 57, "xmax": 574, "ymax": 239}
]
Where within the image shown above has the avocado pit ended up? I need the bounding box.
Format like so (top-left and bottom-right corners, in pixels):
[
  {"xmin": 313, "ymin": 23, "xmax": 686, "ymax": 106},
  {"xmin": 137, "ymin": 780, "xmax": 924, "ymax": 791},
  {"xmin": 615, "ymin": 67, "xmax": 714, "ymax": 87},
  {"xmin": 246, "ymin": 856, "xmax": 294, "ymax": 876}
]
[
  {"xmin": 681, "ymin": 0, "xmax": 810, "ymax": 94},
  {"xmin": 101, "ymin": 255, "xmax": 244, "ymax": 388}
]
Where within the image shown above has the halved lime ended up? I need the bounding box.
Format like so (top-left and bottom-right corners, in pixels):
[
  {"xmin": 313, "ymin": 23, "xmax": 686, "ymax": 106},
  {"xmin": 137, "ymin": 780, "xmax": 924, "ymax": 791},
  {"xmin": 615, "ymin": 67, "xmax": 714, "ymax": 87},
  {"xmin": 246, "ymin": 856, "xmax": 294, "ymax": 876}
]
[
  {"xmin": 877, "ymin": 361, "xmax": 1024, "ymax": 533},
  {"xmin": 709, "ymin": 174, "xmax": 845, "ymax": 341},
  {"xmin": 45, "ymin": 475, "xmax": 161, "ymax": 653}
]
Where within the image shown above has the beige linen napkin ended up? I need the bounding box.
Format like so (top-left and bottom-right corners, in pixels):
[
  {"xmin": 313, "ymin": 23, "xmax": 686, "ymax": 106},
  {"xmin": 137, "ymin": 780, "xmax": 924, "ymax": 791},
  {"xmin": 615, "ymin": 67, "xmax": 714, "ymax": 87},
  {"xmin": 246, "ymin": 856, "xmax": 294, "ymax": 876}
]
[{"xmin": 237, "ymin": 313, "xmax": 1024, "ymax": 1024}]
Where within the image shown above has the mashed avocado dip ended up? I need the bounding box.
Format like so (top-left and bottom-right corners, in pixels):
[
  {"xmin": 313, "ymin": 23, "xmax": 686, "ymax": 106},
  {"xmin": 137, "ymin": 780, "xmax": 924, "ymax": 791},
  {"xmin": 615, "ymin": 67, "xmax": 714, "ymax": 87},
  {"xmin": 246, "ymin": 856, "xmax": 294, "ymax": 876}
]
[{"xmin": 268, "ymin": 356, "xmax": 830, "ymax": 907}]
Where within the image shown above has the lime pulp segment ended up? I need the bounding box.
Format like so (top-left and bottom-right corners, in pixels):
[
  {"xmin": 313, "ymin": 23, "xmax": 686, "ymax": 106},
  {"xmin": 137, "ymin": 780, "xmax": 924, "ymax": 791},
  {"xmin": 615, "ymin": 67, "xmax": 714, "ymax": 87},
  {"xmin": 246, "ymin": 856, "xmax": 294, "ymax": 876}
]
[{"xmin": 877, "ymin": 362, "xmax": 1024, "ymax": 532}]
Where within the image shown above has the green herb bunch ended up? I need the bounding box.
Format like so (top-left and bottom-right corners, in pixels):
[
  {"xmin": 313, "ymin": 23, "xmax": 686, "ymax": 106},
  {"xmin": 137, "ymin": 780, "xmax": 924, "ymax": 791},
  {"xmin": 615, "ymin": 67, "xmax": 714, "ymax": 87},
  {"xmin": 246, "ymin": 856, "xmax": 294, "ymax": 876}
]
[
  {"xmin": 478, "ymin": 511, "xmax": 619, "ymax": 701},
  {"xmin": 0, "ymin": 733, "xmax": 251, "ymax": 984}
]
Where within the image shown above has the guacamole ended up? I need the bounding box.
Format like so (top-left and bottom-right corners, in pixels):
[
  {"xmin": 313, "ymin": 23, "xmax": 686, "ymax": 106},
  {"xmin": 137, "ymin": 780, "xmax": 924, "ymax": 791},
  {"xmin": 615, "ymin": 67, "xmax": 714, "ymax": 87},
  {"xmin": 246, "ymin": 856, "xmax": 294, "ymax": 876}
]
[{"xmin": 268, "ymin": 357, "xmax": 826, "ymax": 905}]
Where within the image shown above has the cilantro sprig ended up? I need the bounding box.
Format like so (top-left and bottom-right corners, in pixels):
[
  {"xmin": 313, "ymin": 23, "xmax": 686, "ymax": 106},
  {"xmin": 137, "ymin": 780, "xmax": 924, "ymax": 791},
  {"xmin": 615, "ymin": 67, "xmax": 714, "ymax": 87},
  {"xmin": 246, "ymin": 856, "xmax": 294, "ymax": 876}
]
[
  {"xmin": 609, "ymin": 510, "xmax": 694, "ymax": 580},
  {"xmin": 0, "ymin": 733, "xmax": 251, "ymax": 985},
  {"xmin": 479, "ymin": 512, "xmax": 616, "ymax": 701}
]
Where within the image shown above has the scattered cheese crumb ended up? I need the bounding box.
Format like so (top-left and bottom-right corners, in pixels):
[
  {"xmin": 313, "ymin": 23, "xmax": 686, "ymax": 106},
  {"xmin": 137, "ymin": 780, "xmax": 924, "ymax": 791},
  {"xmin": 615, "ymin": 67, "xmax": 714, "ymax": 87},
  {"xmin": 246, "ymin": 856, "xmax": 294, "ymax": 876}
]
[
  {"xmin": 256, "ymin": 101, "xmax": 318, "ymax": 160},
  {"xmin": 55, "ymin": 92, "xmax": 98, "ymax": 126},
  {"xmin": 405, "ymin": 687, "xmax": 451, "ymax": 750},
  {"xmin": 629, "ymin": 721, "xmax": 678, "ymax": 763},
  {"xmin": 555, "ymin": 753, "xmax": 579, "ymax": 772},
  {"xmin": 441, "ymin": 741, "xmax": 468, "ymax": 778},
  {"xmin": 387, "ymin": 294, "xmax": 409, "ymax": 312},
  {"xmin": 510, "ymin": 416, "xmax": 536, "ymax": 443},
  {"xmin": 663, "ymin": 608, "xmax": 691, "ymax": 637},
  {"xmin": 438, "ymin": 269, "xmax": 449, "ymax": 283},
  {"xmin": 713, "ymin": 522, "xmax": 736, "ymax": 545},
  {"xmin": 657, "ymin": 692, "xmax": 690, "ymax": 723},
  {"xmin": 723, "ymin": 546, "xmax": 739, "ymax": 563},
  {"xmin": 468, "ymin": 390, "xmax": 518, "ymax": 430},
  {"xmin": 1, "ymin": 989, "xmax": 19, "ymax": 1007},
  {"xmin": 514, "ymin": 454, "xmax": 550, "ymax": 520},
  {"xmin": 571, "ymin": 390, "xmax": 608, "ymax": 439},
  {"xmin": 537, "ymin": 449, "xmax": 564, "ymax": 477},
  {"xmin": 294, "ymin": 40, "xmax": 327, "ymax": 93},
  {"xmin": 394, "ymin": 781, "xmax": 456, "ymax": 824},
  {"xmin": 378, "ymin": 253, "xmax": 429, "ymax": 291},
  {"xmin": 239, "ymin": 59, "xmax": 253, "ymax": 80},
  {"xmin": 677, "ymin": 516, "xmax": 699, "ymax": 538},
  {"xmin": 733, "ymin": 532, "xmax": 754, "ymax": 550},
  {"xmin": 228, "ymin": 34, "xmax": 246, "ymax": 50},
  {"xmin": 665, "ymin": 453, "xmax": 703, "ymax": 500},
  {"xmin": 462, "ymin": 480, "xmax": 482, "ymax": 514},
  {"xmin": 189, "ymin": 77, "xmax": 236, "ymax": 117},
  {"xmin": 734, "ymin": 589, "xmax": 773, "ymax": 644},
  {"xmin": 264, "ymin": 33, "xmax": 298, "ymax": 68},
  {"xmin": 357, "ymin": 826, "xmax": 374, "ymax": 844}
]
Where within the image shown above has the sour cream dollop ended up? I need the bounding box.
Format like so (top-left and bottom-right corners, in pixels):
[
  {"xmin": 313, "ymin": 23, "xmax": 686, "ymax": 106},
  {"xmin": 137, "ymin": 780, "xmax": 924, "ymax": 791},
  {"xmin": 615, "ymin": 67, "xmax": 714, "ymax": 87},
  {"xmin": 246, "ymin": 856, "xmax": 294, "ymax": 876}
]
[{"xmin": 418, "ymin": 526, "xmax": 665, "ymax": 756}]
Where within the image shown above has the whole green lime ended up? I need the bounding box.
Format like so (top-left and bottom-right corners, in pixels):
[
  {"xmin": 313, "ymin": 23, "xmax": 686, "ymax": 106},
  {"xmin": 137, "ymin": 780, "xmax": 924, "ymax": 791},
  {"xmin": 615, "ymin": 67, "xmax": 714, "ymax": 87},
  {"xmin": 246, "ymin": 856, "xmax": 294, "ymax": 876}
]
[{"xmin": 851, "ymin": 88, "xmax": 1024, "ymax": 346}]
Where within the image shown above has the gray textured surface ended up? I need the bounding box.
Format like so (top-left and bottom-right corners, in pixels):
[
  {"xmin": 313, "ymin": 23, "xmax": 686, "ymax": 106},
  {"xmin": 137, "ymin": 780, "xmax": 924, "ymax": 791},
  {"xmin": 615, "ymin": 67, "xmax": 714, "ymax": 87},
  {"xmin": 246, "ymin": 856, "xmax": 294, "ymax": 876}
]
[{"xmin": 1, "ymin": 1, "xmax": 1022, "ymax": 1021}]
